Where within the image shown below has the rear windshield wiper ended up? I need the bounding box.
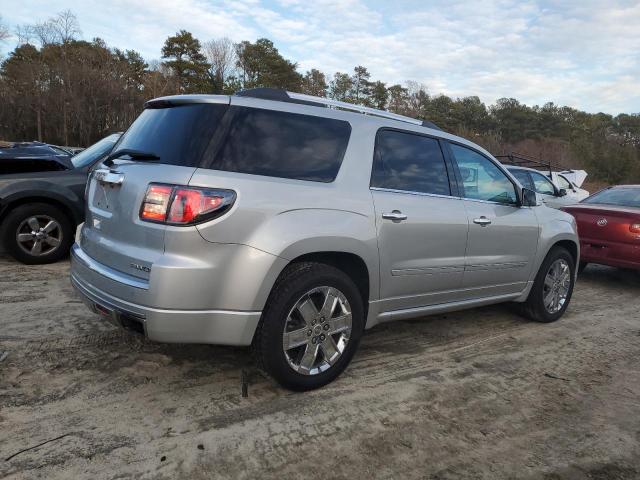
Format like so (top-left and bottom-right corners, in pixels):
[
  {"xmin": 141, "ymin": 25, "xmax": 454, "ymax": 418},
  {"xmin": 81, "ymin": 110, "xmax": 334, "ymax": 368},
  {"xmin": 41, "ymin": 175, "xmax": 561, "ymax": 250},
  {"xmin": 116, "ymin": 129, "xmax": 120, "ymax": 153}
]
[{"xmin": 104, "ymin": 149, "xmax": 160, "ymax": 166}]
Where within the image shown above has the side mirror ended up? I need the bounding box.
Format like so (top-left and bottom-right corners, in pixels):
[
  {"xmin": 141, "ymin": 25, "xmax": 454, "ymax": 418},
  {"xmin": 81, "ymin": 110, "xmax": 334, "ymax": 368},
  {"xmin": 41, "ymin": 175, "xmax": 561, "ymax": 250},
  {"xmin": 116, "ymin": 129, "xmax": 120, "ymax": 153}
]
[
  {"xmin": 521, "ymin": 188, "xmax": 538, "ymax": 207},
  {"xmin": 558, "ymin": 188, "xmax": 568, "ymax": 197}
]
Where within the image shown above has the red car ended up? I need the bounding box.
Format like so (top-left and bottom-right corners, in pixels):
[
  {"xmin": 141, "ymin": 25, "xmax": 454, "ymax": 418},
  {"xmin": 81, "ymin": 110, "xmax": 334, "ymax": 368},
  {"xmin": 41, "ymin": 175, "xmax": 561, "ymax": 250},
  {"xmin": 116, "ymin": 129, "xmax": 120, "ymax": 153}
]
[{"xmin": 561, "ymin": 185, "xmax": 640, "ymax": 271}]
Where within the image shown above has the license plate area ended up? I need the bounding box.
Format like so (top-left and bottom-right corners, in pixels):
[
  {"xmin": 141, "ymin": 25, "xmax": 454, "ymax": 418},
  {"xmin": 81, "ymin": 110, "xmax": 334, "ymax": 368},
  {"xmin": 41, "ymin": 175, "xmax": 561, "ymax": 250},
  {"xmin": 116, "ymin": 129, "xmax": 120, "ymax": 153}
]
[{"xmin": 92, "ymin": 181, "xmax": 118, "ymax": 212}]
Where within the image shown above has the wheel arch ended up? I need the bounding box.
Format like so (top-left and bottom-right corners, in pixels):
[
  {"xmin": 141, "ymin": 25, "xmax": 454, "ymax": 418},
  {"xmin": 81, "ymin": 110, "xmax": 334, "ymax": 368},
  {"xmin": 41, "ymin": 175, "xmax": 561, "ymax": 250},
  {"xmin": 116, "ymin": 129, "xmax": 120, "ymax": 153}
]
[
  {"xmin": 253, "ymin": 247, "xmax": 375, "ymax": 329},
  {"xmin": 286, "ymin": 251, "xmax": 371, "ymax": 316},
  {"xmin": 552, "ymin": 239, "xmax": 579, "ymax": 266},
  {"xmin": 0, "ymin": 192, "xmax": 82, "ymax": 227}
]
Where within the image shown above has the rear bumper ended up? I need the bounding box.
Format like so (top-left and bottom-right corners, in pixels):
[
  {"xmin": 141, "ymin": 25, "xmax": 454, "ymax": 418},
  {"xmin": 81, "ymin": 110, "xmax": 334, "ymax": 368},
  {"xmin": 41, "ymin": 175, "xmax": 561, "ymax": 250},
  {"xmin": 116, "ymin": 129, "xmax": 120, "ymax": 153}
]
[
  {"xmin": 580, "ymin": 239, "xmax": 640, "ymax": 270},
  {"xmin": 70, "ymin": 244, "xmax": 262, "ymax": 345}
]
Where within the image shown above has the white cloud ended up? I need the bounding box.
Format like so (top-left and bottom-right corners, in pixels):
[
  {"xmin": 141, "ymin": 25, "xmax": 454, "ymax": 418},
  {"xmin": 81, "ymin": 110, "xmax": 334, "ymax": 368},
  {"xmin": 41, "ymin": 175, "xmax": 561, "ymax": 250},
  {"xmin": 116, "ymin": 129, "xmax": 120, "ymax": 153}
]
[{"xmin": 1, "ymin": 0, "xmax": 638, "ymax": 113}]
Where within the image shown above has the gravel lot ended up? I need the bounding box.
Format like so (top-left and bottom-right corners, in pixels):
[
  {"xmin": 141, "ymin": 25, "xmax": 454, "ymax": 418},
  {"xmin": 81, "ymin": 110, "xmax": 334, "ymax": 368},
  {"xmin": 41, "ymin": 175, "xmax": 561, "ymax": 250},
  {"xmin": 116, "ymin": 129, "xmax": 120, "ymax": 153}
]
[{"xmin": 1, "ymin": 255, "xmax": 640, "ymax": 479}]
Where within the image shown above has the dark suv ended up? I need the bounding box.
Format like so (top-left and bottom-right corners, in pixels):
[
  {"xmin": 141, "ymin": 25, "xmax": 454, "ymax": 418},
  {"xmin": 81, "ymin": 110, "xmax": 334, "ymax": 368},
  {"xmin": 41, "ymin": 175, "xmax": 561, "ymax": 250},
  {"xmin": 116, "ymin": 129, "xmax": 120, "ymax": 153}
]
[{"xmin": 0, "ymin": 134, "xmax": 120, "ymax": 264}]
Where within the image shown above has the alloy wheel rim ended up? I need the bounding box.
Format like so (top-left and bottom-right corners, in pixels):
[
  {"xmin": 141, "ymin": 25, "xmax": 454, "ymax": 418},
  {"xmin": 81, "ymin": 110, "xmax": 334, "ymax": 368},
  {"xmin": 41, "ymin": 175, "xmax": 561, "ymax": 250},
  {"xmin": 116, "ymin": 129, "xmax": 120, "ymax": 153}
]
[
  {"xmin": 282, "ymin": 286, "xmax": 352, "ymax": 376},
  {"xmin": 16, "ymin": 215, "xmax": 63, "ymax": 256},
  {"xmin": 543, "ymin": 259, "xmax": 571, "ymax": 314}
]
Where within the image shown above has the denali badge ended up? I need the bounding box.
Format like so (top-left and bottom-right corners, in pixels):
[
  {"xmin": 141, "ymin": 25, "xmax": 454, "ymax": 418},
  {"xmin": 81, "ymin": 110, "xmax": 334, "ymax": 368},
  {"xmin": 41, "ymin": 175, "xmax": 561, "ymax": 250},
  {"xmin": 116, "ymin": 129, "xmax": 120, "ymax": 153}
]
[
  {"xmin": 130, "ymin": 263, "xmax": 151, "ymax": 273},
  {"xmin": 596, "ymin": 218, "xmax": 608, "ymax": 227}
]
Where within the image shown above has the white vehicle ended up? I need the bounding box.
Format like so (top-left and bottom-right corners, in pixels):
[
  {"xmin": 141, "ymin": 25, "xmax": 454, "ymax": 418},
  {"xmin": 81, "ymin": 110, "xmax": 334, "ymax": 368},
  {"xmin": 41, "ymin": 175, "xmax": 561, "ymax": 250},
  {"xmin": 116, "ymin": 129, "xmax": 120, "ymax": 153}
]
[
  {"xmin": 506, "ymin": 165, "xmax": 581, "ymax": 209},
  {"xmin": 549, "ymin": 171, "xmax": 589, "ymax": 203}
]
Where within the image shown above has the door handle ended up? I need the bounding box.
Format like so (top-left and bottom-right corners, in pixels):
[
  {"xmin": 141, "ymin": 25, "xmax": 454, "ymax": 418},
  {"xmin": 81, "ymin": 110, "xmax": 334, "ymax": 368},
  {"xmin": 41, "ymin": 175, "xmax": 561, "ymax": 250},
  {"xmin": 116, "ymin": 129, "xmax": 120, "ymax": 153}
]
[
  {"xmin": 473, "ymin": 216, "xmax": 492, "ymax": 226},
  {"xmin": 382, "ymin": 210, "xmax": 408, "ymax": 222}
]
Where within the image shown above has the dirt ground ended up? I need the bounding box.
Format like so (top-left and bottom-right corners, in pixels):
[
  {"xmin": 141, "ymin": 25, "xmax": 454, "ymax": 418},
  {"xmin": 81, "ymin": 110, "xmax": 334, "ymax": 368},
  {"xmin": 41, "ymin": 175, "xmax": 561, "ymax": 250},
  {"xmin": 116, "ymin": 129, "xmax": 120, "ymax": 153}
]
[{"xmin": 1, "ymin": 255, "xmax": 640, "ymax": 480}]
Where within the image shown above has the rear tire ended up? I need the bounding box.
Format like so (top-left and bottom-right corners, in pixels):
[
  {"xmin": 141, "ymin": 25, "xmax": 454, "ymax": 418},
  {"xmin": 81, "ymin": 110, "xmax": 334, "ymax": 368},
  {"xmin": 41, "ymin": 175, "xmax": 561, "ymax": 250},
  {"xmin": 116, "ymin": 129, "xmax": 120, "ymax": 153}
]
[
  {"xmin": 2, "ymin": 203, "xmax": 74, "ymax": 265},
  {"xmin": 519, "ymin": 246, "xmax": 575, "ymax": 323},
  {"xmin": 253, "ymin": 262, "xmax": 364, "ymax": 391},
  {"xmin": 578, "ymin": 261, "xmax": 588, "ymax": 274}
]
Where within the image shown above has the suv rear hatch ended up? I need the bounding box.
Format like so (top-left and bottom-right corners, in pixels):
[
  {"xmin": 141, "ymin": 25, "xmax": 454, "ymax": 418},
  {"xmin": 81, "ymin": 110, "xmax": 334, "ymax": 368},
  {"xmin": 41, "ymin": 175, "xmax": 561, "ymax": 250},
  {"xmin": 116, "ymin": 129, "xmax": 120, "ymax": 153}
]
[{"xmin": 81, "ymin": 96, "xmax": 229, "ymax": 279}]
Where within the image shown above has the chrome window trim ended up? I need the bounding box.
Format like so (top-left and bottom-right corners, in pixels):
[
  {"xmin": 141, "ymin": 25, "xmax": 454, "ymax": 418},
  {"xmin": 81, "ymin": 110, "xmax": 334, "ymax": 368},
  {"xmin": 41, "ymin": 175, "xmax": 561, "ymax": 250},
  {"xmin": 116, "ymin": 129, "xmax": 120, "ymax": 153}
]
[
  {"xmin": 369, "ymin": 186, "xmax": 460, "ymax": 200},
  {"xmin": 462, "ymin": 197, "xmax": 520, "ymax": 208},
  {"xmin": 370, "ymin": 187, "xmax": 519, "ymax": 207}
]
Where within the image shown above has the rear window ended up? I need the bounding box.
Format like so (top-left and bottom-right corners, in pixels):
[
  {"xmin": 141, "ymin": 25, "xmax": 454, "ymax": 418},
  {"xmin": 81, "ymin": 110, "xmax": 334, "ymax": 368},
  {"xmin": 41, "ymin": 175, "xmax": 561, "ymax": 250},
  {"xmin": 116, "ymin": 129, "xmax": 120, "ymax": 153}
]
[
  {"xmin": 114, "ymin": 104, "xmax": 227, "ymax": 167},
  {"xmin": 583, "ymin": 187, "xmax": 640, "ymax": 208},
  {"xmin": 205, "ymin": 106, "xmax": 351, "ymax": 182},
  {"xmin": 116, "ymin": 104, "xmax": 351, "ymax": 182}
]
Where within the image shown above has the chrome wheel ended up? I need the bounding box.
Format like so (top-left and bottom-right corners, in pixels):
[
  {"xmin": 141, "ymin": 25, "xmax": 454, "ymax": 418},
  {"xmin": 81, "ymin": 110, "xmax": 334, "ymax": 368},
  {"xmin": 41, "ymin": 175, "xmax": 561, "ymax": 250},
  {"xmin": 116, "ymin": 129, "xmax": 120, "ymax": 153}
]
[
  {"xmin": 282, "ymin": 286, "xmax": 352, "ymax": 376},
  {"xmin": 16, "ymin": 215, "xmax": 63, "ymax": 257},
  {"xmin": 543, "ymin": 259, "xmax": 571, "ymax": 314}
]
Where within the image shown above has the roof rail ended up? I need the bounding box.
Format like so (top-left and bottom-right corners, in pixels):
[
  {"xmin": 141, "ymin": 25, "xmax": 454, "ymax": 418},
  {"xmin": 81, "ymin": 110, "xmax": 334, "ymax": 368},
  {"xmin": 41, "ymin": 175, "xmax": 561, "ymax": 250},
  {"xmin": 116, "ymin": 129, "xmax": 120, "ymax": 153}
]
[
  {"xmin": 495, "ymin": 151, "xmax": 563, "ymax": 175},
  {"xmin": 236, "ymin": 88, "xmax": 441, "ymax": 130}
]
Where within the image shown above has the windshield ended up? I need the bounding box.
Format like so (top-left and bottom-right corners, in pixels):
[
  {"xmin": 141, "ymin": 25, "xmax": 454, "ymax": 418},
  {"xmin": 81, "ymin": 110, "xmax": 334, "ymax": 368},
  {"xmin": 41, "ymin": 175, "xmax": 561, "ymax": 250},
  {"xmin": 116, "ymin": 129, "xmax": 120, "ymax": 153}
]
[
  {"xmin": 72, "ymin": 134, "xmax": 121, "ymax": 168},
  {"xmin": 583, "ymin": 187, "xmax": 640, "ymax": 208}
]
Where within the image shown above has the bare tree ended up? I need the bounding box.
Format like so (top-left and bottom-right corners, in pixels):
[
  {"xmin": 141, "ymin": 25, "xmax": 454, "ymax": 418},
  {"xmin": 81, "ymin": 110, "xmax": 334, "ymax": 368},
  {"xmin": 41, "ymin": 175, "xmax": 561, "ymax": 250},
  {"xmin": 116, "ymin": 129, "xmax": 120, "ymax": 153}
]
[
  {"xmin": 0, "ymin": 15, "xmax": 10, "ymax": 42},
  {"xmin": 51, "ymin": 9, "xmax": 81, "ymax": 43},
  {"xmin": 15, "ymin": 25, "xmax": 34, "ymax": 45},
  {"xmin": 15, "ymin": 10, "xmax": 81, "ymax": 47},
  {"xmin": 203, "ymin": 37, "xmax": 236, "ymax": 93}
]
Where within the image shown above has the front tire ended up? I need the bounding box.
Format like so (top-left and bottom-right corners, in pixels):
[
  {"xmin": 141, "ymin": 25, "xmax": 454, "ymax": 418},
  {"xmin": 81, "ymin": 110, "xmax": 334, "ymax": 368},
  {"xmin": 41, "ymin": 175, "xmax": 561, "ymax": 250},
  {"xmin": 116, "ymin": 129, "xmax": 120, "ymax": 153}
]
[
  {"xmin": 520, "ymin": 246, "xmax": 575, "ymax": 323},
  {"xmin": 253, "ymin": 262, "xmax": 364, "ymax": 391},
  {"xmin": 2, "ymin": 203, "xmax": 74, "ymax": 265}
]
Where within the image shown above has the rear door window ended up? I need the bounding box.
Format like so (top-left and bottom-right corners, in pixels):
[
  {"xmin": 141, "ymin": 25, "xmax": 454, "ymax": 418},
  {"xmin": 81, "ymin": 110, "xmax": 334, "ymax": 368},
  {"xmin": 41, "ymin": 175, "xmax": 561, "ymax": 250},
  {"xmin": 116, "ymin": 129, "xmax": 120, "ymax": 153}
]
[
  {"xmin": 371, "ymin": 129, "xmax": 451, "ymax": 196},
  {"xmin": 206, "ymin": 107, "xmax": 351, "ymax": 182}
]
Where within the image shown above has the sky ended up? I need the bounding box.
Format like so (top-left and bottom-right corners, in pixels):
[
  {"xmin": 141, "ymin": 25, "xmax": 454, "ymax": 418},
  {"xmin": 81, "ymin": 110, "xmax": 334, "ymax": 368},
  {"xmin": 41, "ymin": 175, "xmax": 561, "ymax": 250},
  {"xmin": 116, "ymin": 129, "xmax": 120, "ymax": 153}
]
[{"xmin": 1, "ymin": 0, "xmax": 639, "ymax": 114}]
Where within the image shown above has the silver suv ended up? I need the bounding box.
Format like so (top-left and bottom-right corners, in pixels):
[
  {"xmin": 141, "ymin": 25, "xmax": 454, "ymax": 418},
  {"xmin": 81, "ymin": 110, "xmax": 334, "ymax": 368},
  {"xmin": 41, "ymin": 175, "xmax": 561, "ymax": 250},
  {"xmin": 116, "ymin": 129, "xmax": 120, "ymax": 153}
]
[{"xmin": 71, "ymin": 89, "xmax": 579, "ymax": 390}]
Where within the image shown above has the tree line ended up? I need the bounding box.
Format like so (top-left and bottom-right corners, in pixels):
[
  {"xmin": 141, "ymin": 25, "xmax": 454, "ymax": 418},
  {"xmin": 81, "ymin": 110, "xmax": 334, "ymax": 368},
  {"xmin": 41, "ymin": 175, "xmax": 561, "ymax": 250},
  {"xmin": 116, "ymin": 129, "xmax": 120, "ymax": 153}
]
[{"xmin": 1, "ymin": 11, "xmax": 639, "ymax": 185}]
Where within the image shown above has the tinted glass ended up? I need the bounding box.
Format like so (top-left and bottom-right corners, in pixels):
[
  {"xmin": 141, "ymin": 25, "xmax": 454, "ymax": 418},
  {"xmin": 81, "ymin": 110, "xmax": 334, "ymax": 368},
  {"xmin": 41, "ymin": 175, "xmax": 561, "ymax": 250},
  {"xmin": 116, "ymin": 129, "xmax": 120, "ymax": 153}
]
[
  {"xmin": 114, "ymin": 104, "xmax": 227, "ymax": 167},
  {"xmin": 583, "ymin": 187, "xmax": 640, "ymax": 208},
  {"xmin": 72, "ymin": 134, "xmax": 120, "ymax": 168},
  {"xmin": 529, "ymin": 171, "xmax": 556, "ymax": 195},
  {"xmin": 371, "ymin": 130, "xmax": 450, "ymax": 195},
  {"xmin": 450, "ymin": 144, "xmax": 517, "ymax": 205},
  {"xmin": 207, "ymin": 106, "xmax": 351, "ymax": 182},
  {"xmin": 509, "ymin": 168, "xmax": 533, "ymax": 190}
]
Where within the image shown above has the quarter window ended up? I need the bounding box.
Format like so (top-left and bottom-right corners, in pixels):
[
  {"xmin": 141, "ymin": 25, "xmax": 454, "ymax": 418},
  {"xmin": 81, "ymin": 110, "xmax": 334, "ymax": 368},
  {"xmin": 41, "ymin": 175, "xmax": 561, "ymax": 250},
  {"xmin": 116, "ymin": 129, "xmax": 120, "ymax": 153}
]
[
  {"xmin": 209, "ymin": 107, "xmax": 351, "ymax": 182},
  {"xmin": 450, "ymin": 144, "xmax": 517, "ymax": 205},
  {"xmin": 371, "ymin": 130, "xmax": 451, "ymax": 196},
  {"xmin": 529, "ymin": 171, "xmax": 556, "ymax": 195}
]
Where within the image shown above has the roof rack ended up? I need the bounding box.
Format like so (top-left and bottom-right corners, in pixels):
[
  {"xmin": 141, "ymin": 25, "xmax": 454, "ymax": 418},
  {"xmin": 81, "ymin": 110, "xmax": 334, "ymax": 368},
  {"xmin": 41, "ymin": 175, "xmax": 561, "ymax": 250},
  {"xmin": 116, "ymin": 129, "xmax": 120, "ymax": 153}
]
[
  {"xmin": 236, "ymin": 88, "xmax": 441, "ymax": 130},
  {"xmin": 495, "ymin": 151, "xmax": 564, "ymax": 175}
]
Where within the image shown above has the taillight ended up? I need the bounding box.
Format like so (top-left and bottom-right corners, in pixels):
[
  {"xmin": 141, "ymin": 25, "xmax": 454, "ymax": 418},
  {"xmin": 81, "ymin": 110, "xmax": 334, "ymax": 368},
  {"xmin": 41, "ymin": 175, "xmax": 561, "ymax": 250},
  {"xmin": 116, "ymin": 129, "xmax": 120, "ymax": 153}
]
[
  {"xmin": 140, "ymin": 184, "xmax": 235, "ymax": 225},
  {"xmin": 630, "ymin": 224, "xmax": 640, "ymax": 234},
  {"xmin": 140, "ymin": 185, "xmax": 173, "ymax": 221}
]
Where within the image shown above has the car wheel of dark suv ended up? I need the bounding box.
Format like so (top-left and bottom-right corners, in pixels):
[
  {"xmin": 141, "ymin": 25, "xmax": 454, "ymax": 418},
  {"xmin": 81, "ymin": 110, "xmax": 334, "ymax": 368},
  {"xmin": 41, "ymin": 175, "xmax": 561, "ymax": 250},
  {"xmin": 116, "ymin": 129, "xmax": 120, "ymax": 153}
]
[
  {"xmin": 2, "ymin": 203, "xmax": 74, "ymax": 265},
  {"xmin": 519, "ymin": 246, "xmax": 575, "ymax": 323},
  {"xmin": 253, "ymin": 262, "xmax": 364, "ymax": 391}
]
